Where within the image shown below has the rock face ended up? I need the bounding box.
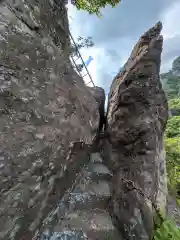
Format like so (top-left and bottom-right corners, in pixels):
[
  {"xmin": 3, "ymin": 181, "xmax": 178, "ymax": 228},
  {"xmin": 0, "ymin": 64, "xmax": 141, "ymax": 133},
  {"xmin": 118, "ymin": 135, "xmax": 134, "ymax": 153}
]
[
  {"xmin": 0, "ymin": 1, "xmax": 170, "ymax": 239},
  {"xmin": 88, "ymin": 86, "xmax": 106, "ymax": 132},
  {"xmin": 40, "ymin": 151, "xmax": 121, "ymax": 240},
  {"xmin": 0, "ymin": 1, "xmax": 100, "ymax": 239},
  {"xmin": 105, "ymin": 22, "xmax": 168, "ymax": 239}
]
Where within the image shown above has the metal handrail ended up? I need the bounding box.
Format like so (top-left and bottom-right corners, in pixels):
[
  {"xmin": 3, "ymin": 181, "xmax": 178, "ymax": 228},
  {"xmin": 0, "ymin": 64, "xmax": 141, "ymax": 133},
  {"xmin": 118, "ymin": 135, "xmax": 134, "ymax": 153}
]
[
  {"xmin": 53, "ymin": 0, "xmax": 95, "ymax": 87},
  {"xmin": 68, "ymin": 31, "xmax": 95, "ymax": 87}
]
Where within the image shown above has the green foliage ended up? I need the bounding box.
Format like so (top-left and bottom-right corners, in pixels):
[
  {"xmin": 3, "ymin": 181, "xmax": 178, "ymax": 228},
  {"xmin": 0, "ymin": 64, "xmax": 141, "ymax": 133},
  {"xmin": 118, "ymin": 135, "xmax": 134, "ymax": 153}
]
[
  {"xmin": 168, "ymin": 98, "xmax": 180, "ymax": 110},
  {"xmin": 168, "ymin": 98, "xmax": 180, "ymax": 116},
  {"xmin": 165, "ymin": 116, "xmax": 180, "ymax": 138},
  {"xmin": 164, "ymin": 137, "xmax": 180, "ymax": 199},
  {"xmin": 153, "ymin": 219, "xmax": 180, "ymax": 240},
  {"xmin": 162, "ymin": 57, "xmax": 180, "ymax": 210},
  {"xmin": 152, "ymin": 206, "xmax": 180, "ymax": 240},
  {"xmin": 161, "ymin": 73, "xmax": 180, "ymax": 99},
  {"xmin": 73, "ymin": 0, "xmax": 121, "ymax": 16},
  {"xmin": 152, "ymin": 207, "xmax": 180, "ymax": 240},
  {"xmin": 70, "ymin": 36, "xmax": 94, "ymax": 72},
  {"xmin": 70, "ymin": 36, "xmax": 94, "ymax": 57},
  {"xmin": 167, "ymin": 75, "xmax": 180, "ymax": 98}
]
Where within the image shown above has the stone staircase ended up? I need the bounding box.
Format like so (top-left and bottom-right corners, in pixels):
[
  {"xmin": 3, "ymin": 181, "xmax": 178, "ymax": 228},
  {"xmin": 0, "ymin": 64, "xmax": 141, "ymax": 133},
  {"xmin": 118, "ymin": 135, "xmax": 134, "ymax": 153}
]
[{"xmin": 39, "ymin": 152, "xmax": 121, "ymax": 240}]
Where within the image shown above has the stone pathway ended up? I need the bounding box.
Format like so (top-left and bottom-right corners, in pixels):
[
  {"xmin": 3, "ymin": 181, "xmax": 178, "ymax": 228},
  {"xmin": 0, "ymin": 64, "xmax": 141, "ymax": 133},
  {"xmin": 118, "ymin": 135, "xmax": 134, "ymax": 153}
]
[{"xmin": 40, "ymin": 152, "xmax": 121, "ymax": 240}]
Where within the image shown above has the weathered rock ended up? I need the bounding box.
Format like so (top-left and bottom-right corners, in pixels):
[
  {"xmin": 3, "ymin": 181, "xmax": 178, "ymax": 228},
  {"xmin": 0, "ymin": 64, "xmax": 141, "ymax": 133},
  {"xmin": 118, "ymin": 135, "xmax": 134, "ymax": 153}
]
[
  {"xmin": 88, "ymin": 86, "xmax": 106, "ymax": 132},
  {"xmin": 105, "ymin": 22, "xmax": 168, "ymax": 239},
  {"xmin": 0, "ymin": 1, "xmax": 100, "ymax": 239},
  {"xmin": 40, "ymin": 151, "xmax": 120, "ymax": 240}
]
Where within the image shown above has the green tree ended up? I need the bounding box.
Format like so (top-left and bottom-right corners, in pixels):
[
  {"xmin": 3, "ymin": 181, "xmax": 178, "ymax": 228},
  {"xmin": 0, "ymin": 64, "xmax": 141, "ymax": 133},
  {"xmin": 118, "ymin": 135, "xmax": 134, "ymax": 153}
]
[
  {"xmin": 169, "ymin": 98, "xmax": 180, "ymax": 110},
  {"xmin": 70, "ymin": 36, "xmax": 94, "ymax": 57},
  {"xmin": 73, "ymin": 0, "xmax": 121, "ymax": 16},
  {"xmin": 166, "ymin": 75, "xmax": 180, "ymax": 99},
  {"xmin": 164, "ymin": 137, "xmax": 180, "ymax": 200},
  {"xmin": 153, "ymin": 219, "xmax": 180, "ymax": 240},
  {"xmin": 168, "ymin": 98, "xmax": 180, "ymax": 116},
  {"xmin": 70, "ymin": 36, "xmax": 94, "ymax": 72},
  {"xmin": 165, "ymin": 116, "xmax": 180, "ymax": 138}
]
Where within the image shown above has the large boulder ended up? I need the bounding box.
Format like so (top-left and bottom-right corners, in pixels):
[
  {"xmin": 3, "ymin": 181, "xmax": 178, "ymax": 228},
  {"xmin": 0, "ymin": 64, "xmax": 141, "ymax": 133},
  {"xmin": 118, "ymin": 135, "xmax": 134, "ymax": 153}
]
[
  {"xmin": 0, "ymin": 0, "xmax": 100, "ymax": 239},
  {"xmin": 105, "ymin": 22, "xmax": 168, "ymax": 239}
]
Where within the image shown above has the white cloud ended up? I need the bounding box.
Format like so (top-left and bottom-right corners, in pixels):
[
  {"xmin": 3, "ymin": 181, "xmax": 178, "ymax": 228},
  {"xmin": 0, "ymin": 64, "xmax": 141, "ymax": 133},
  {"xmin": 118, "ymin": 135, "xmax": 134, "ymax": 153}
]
[
  {"xmin": 160, "ymin": 1, "xmax": 180, "ymax": 72},
  {"xmin": 80, "ymin": 47, "xmax": 103, "ymax": 86},
  {"xmin": 68, "ymin": 1, "xmax": 180, "ymax": 87},
  {"xmin": 161, "ymin": 1, "xmax": 180, "ymax": 40},
  {"xmin": 68, "ymin": 3, "xmax": 103, "ymax": 86}
]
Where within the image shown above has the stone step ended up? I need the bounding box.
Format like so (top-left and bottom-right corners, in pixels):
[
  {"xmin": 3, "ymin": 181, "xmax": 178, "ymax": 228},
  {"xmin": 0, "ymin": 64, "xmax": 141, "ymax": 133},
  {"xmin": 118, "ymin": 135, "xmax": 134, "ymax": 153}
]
[
  {"xmin": 39, "ymin": 153, "xmax": 116, "ymax": 240},
  {"xmin": 85, "ymin": 163, "xmax": 113, "ymax": 182},
  {"xmin": 69, "ymin": 181, "xmax": 111, "ymax": 211},
  {"xmin": 52, "ymin": 210, "xmax": 121, "ymax": 240},
  {"xmin": 40, "ymin": 230, "xmax": 88, "ymax": 240},
  {"xmin": 74, "ymin": 179, "xmax": 111, "ymax": 195},
  {"xmin": 90, "ymin": 152, "xmax": 103, "ymax": 164}
]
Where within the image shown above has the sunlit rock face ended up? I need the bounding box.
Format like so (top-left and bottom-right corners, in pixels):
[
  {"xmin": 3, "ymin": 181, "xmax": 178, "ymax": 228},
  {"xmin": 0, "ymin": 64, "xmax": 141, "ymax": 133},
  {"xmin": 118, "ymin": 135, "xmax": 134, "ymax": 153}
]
[
  {"xmin": 105, "ymin": 22, "xmax": 169, "ymax": 240},
  {"xmin": 0, "ymin": 0, "xmax": 100, "ymax": 239}
]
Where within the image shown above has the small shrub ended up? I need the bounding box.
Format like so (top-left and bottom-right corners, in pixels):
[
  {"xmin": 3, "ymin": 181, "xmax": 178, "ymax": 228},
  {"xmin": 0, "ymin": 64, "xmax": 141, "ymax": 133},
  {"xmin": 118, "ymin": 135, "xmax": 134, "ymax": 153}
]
[{"xmin": 153, "ymin": 219, "xmax": 180, "ymax": 240}]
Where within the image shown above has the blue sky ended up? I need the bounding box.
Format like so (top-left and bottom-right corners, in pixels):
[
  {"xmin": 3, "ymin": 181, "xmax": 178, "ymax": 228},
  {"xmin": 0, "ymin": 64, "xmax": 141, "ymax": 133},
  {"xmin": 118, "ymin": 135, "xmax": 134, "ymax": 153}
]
[{"xmin": 67, "ymin": 0, "xmax": 180, "ymax": 100}]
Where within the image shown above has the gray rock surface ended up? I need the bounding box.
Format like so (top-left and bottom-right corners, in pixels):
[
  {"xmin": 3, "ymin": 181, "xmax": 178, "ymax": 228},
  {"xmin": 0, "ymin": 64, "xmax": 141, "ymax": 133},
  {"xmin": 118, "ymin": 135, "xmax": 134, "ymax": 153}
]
[
  {"xmin": 40, "ymin": 151, "xmax": 121, "ymax": 240},
  {"xmin": 105, "ymin": 22, "xmax": 169, "ymax": 239},
  {"xmin": 0, "ymin": 1, "xmax": 100, "ymax": 239},
  {"xmin": 0, "ymin": 1, "xmax": 171, "ymax": 239},
  {"xmin": 88, "ymin": 87, "xmax": 106, "ymax": 132}
]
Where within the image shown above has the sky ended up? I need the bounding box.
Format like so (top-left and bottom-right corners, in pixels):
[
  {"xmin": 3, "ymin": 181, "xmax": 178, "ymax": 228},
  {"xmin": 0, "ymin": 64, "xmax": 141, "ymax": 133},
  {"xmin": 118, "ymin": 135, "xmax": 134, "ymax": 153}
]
[{"xmin": 67, "ymin": 0, "xmax": 180, "ymax": 104}]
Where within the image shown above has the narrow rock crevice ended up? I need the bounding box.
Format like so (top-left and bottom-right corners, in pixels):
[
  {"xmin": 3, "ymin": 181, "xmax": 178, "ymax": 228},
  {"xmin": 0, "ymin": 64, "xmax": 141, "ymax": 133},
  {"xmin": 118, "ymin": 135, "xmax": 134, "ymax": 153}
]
[{"xmin": 88, "ymin": 86, "xmax": 106, "ymax": 134}]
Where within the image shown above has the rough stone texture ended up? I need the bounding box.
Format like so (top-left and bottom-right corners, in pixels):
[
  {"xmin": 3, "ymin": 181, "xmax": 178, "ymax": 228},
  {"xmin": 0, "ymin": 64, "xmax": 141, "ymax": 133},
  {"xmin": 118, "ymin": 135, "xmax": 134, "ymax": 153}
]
[
  {"xmin": 105, "ymin": 22, "xmax": 169, "ymax": 239},
  {"xmin": 88, "ymin": 86, "xmax": 105, "ymax": 132},
  {"xmin": 40, "ymin": 151, "xmax": 121, "ymax": 240},
  {"xmin": 0, "ymin": 1, "xmax": 100, "ymax": 239}
]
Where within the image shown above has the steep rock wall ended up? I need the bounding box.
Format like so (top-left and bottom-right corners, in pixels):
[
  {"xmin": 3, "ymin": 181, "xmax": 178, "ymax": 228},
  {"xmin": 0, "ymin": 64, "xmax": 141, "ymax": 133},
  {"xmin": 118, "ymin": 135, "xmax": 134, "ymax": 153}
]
[
  {"xmin": 105, "ymin": 22, "xmax": 168, "ymax": 239},
  {"xmin": 88, "ymin": 86, "xmax": 105, "ymax": 132},
  {"xmin": 0, "ymin": 0, "xmax": 100, "ymax": 239}
]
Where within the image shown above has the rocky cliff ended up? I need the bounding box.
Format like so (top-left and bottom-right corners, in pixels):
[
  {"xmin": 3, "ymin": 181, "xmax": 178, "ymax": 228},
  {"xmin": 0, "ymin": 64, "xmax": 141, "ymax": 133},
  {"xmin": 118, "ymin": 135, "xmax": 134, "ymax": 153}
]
[
  {"xmin": 0, "ymin": 0, "xmax": 102, "ymax": 239},
  {"xmin": 105, "ymin": 22, "xmax": 168, "ymax": 239},
  {"xmin": 0, "ymin": 1, "xmax": 169, "ymax": 240}
]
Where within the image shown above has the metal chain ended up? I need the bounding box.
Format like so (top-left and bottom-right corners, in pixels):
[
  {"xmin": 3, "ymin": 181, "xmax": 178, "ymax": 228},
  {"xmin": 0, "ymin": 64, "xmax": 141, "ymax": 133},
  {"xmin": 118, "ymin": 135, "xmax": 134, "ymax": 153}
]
[{"xmin": 122, "ymin": 178, "xmax": 164, "ymax": 223}]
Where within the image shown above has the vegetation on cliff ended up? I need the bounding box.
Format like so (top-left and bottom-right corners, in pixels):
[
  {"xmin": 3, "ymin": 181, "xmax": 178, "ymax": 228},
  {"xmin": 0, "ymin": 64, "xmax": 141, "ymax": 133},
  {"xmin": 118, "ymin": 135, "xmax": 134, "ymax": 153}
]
[
  {"xmin": 153, "ymin": 219, "xmax": 180, "ymax": 240},
  {"xmin": 161, "ymin": 58, "xmax": 180, "ymax": 205},
  {"xmin": 73, "ymin": 0, "xmax": 121, "ymax": 15},
  {"xmin": 149, "ymin": 58, "xmax": 180, "ymax": 240},
  {"xmin": 164, "ymin": 137, "xmax": 180, "ymax": 199}
]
